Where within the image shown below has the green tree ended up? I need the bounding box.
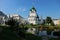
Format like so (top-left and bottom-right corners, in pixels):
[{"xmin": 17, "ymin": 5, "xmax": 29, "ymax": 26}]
[
  {"xmin": 51, "ymin": 21, "xmax": 55, "ymax": 26},
  {"xmin": 5, "ymin": 18, "xmax": 17, "ymax": 26},
  {"xmin": 5, "ymin": 18, "xmax": 18, "ymax": 31},
  {"xmin": 45, "ymin": 16, "xmax": 54, "ymax": 26}
]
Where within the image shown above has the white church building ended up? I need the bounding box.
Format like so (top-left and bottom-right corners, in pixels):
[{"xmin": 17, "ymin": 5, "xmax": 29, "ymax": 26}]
[{"xmin": 28, "ymin": 7, "xmax": 41, "ymax": 24}]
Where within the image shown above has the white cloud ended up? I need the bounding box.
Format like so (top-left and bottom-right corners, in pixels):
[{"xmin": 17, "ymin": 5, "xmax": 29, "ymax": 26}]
[{"xmin": 17, "ymin": 7, "xmax": 27, "ymax": 12}]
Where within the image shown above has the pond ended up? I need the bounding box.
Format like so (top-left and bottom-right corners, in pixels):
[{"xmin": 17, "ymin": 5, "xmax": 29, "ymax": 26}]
[
  {"xmin": 39, "ymin": 31, "xmax": 47, "ymax": 36},
  {"xmin": 38, "ymin": 31, "xmax": 59, "ymax": 38}
]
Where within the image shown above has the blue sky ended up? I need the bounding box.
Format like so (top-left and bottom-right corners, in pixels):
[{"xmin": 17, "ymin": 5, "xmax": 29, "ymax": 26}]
[{"xmin": 0, "ymin": 0, "xmax": 60, "ymax": 19}]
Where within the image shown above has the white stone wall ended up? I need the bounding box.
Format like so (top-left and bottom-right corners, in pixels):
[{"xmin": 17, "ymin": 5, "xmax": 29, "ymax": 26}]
[
  {"xmin": 0, "ymin": 16, "xmax": 6, "ymax": 24},
  {"xmin": 9, "ymin": 14, "xmax": 20, "ymax": 20},
  {"xmin": 30, "ymin": 12, "xmax": 37, "ymax": 17},
  {"xmin": 9, "ymin": 14, "xmax": 27, "ymax": 24},
  {"xmin": 28, "ymin": 17, "xmax": 36, "ymax": 24},
  {"xmin": 53, "ymin": 19, "xmax": 60, "ymax": 25}
]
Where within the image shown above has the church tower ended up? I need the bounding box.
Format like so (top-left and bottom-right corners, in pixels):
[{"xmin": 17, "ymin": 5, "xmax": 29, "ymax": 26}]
[{"xmin": 28, "ymin": 7, "xmax": 40, "ymax": 24}]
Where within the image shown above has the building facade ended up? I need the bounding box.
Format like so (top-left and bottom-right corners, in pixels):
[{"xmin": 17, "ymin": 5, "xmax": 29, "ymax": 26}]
[
  {"xmin": 0, "ymin": 16, "xmax": 5, "ymax": 24},
  {"xmin": 9, "ymin": 14, "xmax": 27, "ymax": 24},
  {"xmin": 53, "ymin": 19, "xmax": 60, "ymax": 25},
  {"xmin": 28, "ymin": 7, "xmax": 40, "ymax": 24},
  {"xmin": 0, "ymin": 11, "xmax": 7, "ymax": 25}
]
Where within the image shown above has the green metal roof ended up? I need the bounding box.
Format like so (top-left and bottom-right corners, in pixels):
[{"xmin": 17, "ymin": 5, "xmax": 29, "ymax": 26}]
[{"xmin": 30, "ymin": 7, "xmax": 36, "ymax": 11}]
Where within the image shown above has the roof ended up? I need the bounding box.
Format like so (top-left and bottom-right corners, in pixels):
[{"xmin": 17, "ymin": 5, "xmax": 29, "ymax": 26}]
[
  {"xmin": 0, "ymin": 11, "xmax": 7, "ymax": 18},
  {"xmin": 0, "ymin": 11, "xmax": 6, "ymax": 16},
  {"xmin": 30, "ymin": 7, "xmax": 36, "ymax": 11}
]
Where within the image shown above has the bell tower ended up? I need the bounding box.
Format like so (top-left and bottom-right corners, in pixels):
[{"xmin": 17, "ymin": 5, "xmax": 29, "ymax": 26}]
[{"xmin": 28, "ymin": 7, "xmax": 40, "ymax": 24}]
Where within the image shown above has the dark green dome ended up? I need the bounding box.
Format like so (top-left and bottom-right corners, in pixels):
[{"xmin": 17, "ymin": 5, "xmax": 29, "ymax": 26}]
[{"xmin": 30, "ymin": 7, "xmax": 36, "ymax": 12}]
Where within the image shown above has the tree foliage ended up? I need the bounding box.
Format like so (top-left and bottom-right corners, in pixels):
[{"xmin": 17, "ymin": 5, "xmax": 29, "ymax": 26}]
[
  {"xmin": 5, "ymin": 18, "xmax": 19, "ymax": 31},
  {"xmin": 46, "ymin": 17, "xmax": 52, "ymax": 24},
  {"xmin": 5, "ymin": 18, "xmax": 17, "ymax": 26},
  {"xmin": 45, "ymin": 16, "xmax": 55, "ymax": 26}
]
